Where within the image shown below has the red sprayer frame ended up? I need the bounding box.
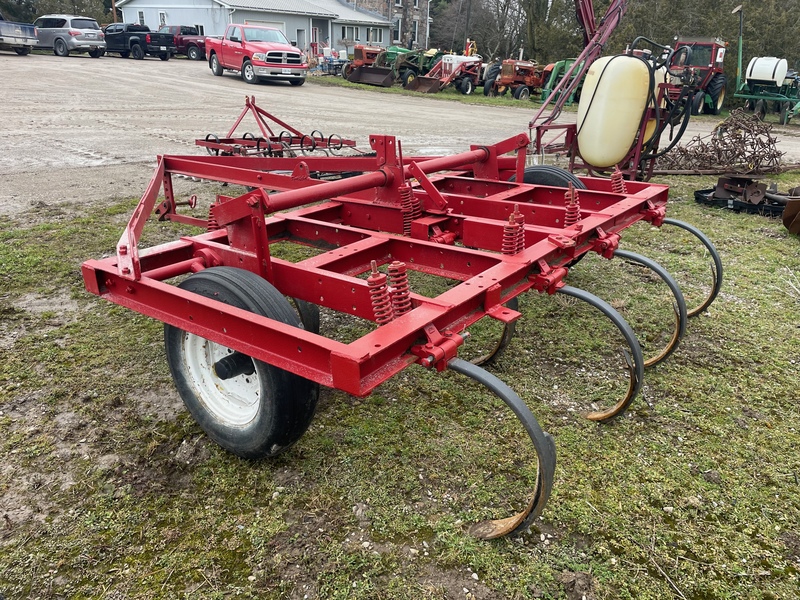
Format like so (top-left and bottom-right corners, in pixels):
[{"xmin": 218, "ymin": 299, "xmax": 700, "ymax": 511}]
[{"xmin": 83, "ymin": 132, "xmax": 668, "ymax": 396}]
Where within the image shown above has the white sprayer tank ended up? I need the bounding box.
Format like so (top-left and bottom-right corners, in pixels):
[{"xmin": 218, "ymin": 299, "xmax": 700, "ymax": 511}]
[
  {"xmin": 745, "ymin": 57, "xmax": 788, "ymax": 86},
  {"xmin": 577, "ymin": 55, "xmax": 651, "ymax": 169}
]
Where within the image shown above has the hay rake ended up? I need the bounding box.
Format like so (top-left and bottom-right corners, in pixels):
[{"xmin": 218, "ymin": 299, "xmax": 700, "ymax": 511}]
[{"xmin": 82, "ymin": 97, "xmax": 722, "ymax": 539}]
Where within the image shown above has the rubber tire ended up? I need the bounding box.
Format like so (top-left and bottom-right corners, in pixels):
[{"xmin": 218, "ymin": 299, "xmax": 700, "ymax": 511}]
[
  {"xmin": 14, "ymin": 46, "xmax": 31, "ymax": 56},
  {"xmin": 755, "ymin": 99, "xmax": 767, "ymax": 121},
  {"xmin": 691, "ymin": 91, "xmax": 704, "ymax": 116},
  {"xmin": 187, "ymin": 45, "xmax": 203, "ymax": 61},
  {"xmin": 164, "ymin": 267, "xmax": 319, "ymax": 459},
  {"xmin": 704, "ymin": 74, "xmax": 726, "ymax": 115},
  {"xmin": 160, "ymin": 52, "xmax": 170, "ymax": 61},
  {"xmin": 780, "ymin": 101, "xmax": 791, "ymax": 125},
  {"xmin": 131, "ymin": 44, "xmax": 145, "ymax": 60},
  {"xmin": 54, "ymin": 38, "xmax": 69, "ymax": 57},
  {"xmin": 513, "ymin": 85, "xmax": 530, "ymax": 101},
  {"xmin": 401, "ymin": 69, "xmax": 416, "ymax": 88},
  {"xmin": 483, "ymin": 62, "xmax": 501, "ymax": 96},
  {"xmin": 290, "ymin": 79, "xmax": 305, "ymax": 86},
  {"xmin": 88, "ymin": 48, "xmax": 103, "ymax": 58},
  {"xmin": 509, "ymin": 164, "xmax": 587, "ymax": 189},
  {"xmin": 120, "ymin": 51, "xmax": 130, "ymax": 58},
  {"xmin": 458, "ymin": 78, "xmax": 474, "ymax": 95},
  {"xmin": 241, "ymin": 60, "xmax": 258, "ymax": 84},
  {"xmin": 210, "ymin": 53, "xmax": 223, "ymax": 76},
  {"xmin": 341, "ymin": 62, "xmax": 352, "ymax": 79}
]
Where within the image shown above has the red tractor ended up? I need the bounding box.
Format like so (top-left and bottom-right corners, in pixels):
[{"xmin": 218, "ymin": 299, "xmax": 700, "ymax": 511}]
[
  {"xmin": 667, "ymin": 37, "xmax": 728, "ymax": 115},
  {"xmin": 484, "ymin": 59, "xmax": 548, "ymax": 100},
  {"xmin": 342, "ymin": 45, "xmax": 390, "ymax": 85}
]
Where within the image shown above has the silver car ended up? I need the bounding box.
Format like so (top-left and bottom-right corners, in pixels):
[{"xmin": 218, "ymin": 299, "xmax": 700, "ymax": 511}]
[{"xmin": 33, "ymin": 14, "xmax": 106, "ymax": 57}]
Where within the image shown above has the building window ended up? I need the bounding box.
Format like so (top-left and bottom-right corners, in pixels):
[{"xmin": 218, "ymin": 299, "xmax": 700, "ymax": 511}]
[
  {"xmin": 159, "ymin": 11, "xmax": 167, "ymax": 27},
  {"xmin": 392, "ymin": 17, "xmax": 401, "ymax": 43},
  {"xmin": 341, "ymin": 25, "xmax": 360, "ymax": 41},
  {"xmin": 366, "ymin": 28, "xmax": 383, "ymax": 44},
  {"xmin": 412, "ymin": 20, "xmax": 418, "ymax": 43},
  {"xmin": 394, "ymin": 0, "xmax": 402, "ymax": 6},
  {"xmin": 413, "ymin": 0, "xmax": 419, "ymax": 8},
  {"xmin": 195, "ymin": 24, "xmax": 205, "ymax": 35},
  {"xmin": 137, "ymin": 11, "xmax": 145, "ymax": 25}
]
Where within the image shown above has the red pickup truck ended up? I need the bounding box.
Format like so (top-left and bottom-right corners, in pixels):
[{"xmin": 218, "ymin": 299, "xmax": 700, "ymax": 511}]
[
  {"xmin": 157, "ymin": 25, "xmax": 206, "ymax": 60},
  {"xmin": 206, "ymin": 24, "xmax": 308, "ymax": 86}
]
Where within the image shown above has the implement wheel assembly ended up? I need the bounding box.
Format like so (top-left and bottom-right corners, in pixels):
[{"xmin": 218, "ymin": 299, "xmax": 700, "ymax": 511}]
[{"xmin": 165, "ymin": 267, "xmax": 319, "ymax": 458}]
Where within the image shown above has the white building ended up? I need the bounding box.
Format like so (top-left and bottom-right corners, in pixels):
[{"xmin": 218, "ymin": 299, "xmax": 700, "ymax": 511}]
[{"xmin": 116, "ymin": 0, "xmax": 392, "ymax": 56}]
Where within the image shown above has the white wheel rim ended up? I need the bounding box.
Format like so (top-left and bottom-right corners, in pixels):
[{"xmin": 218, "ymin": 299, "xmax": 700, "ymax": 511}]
[{"xmin": 182, "ymin": 332, "xmax": 261, "ymax": 426}]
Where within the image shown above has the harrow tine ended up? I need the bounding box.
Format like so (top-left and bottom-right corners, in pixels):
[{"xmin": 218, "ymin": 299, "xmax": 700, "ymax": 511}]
[
  {"xmin": 661, "ymin": 219, "xmax": 724, "ymax": 317},
  {"xmin": 613, "ymin": 250, "xmax": 688, "ymax": 368},
  {"xmin": 556, "ymin": 286, "xmax": 644, "ymax": 422},
  {"xmin": 447, "ymin": 358, "xmax": 556, "ymax": 540},
  {"xmin": 469, "ymin": 297, "xmax": 519, "ymax": 367}
]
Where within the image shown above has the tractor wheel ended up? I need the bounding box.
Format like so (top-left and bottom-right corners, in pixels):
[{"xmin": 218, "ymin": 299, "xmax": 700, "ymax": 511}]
[
  {"xmin": 164, "ymin": 267, "xmax": 319, "ymax": 459},
  {"xmin": 513, "ymin": 85, "xmax": 530, "ymax": 101},
  {"xmin": 704, "ymin": 74, "xmax": 727, "ymax": 115},
  {"xmin": 401, "ymin": 69, "xmax": 417, "ymax": 88},
  {"xmin": 780, "ymin": 101, "xmax": 791, "ymax": 125},
  {"xmin": 341, "ymin": 62, "xmax": 352, "ymax": 79},
  {"xmin": 691, "ymin": 91, "xmax": 704, "ymax": 116},
  {"xmin": 483, "ymin": 62, "xmax": 501, "ymax": 96},
  {"xmin": 209, "ymin": 54, "xmax": 223, "ymax": 76},
  {"xmin": 458, "ymin": 78, "xmax": 474, "ymax": 95},
  {"xmin": 131, "ymin": 44, "xmax": 145, "ymax": 60},
  {"xmin": 755, "ymin": 99, "xmax": 767, "ymax": 121}
]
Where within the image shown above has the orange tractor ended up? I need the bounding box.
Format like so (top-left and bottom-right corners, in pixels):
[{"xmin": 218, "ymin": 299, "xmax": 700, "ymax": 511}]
[{"xmin": 484, "ymin": 59, "xmax": 550, "ymax": 100}]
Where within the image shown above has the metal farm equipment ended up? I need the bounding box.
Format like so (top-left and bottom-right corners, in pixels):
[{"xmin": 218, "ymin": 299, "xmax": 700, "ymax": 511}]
[
  {"xmin": 82, "ymin": 93, "xmax": 722, "ymax": 539},
  {"xmin": 407, "ymin": 54, "xmax": 483, "ymax": 94},
  {"xmin": 731, "ymin": 5, "xmax": 800, "ymax": 124},
  {"xmin": 342, "ymin": 44, "xmax": 395, "ymax": 87},
  {"xmin": 484, "ymin": 59, "xmax": 548, "ymax": 100}
]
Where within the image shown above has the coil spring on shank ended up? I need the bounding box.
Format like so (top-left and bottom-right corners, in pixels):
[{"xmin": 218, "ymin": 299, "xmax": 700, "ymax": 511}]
[
  {"xmin": 564, "ymin": 183, "xmax": 581, "ymax": 228},
  {"xmin": 368, "ymin": 260, "xmax": 395, "ymax": 325},
  {"xmin": 388, "ymin": 261, "xmax": 412, "ymax": 315},
  {"xmin": 502, "ymin": 215, "xmax": 524, "ymax": 255}
]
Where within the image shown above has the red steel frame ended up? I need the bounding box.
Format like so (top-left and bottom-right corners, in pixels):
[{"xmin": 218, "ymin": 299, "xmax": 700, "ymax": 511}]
[
  {"xmin": 82, "ymin": 131, "xmax": 668, "ymax": 397},
  {"xmin": 195, "ymin": 95, "xmax": 359, "ymax": 157}
]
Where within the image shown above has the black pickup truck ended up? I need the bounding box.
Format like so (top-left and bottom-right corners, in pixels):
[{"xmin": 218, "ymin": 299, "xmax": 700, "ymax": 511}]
[{"xmin": 103, "ymin": 23, "xmax": 176, "ymax": 60}]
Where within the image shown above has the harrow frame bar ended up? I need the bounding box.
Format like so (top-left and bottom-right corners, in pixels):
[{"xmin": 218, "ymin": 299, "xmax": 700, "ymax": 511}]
[{"xmin": 83, "ymin": 131, "xmax": 669, "ymax": 398}]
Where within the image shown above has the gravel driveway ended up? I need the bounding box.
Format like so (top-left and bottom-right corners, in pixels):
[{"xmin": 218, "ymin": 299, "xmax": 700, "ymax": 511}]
[{"xmin": 3, "ymin": 53, "xmax": 800, "ymax": 218}]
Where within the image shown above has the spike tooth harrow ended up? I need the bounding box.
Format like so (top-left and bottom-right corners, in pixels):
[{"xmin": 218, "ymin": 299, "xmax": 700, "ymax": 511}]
[{"xmin": 82, "ymin": 100, "xmax": 723, "ymax": 537}]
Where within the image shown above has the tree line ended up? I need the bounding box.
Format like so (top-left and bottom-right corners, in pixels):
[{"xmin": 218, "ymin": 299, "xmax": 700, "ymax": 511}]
[{"xmin": 429, "ymin": 0, "xmax": 800, "ymax": 97}]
